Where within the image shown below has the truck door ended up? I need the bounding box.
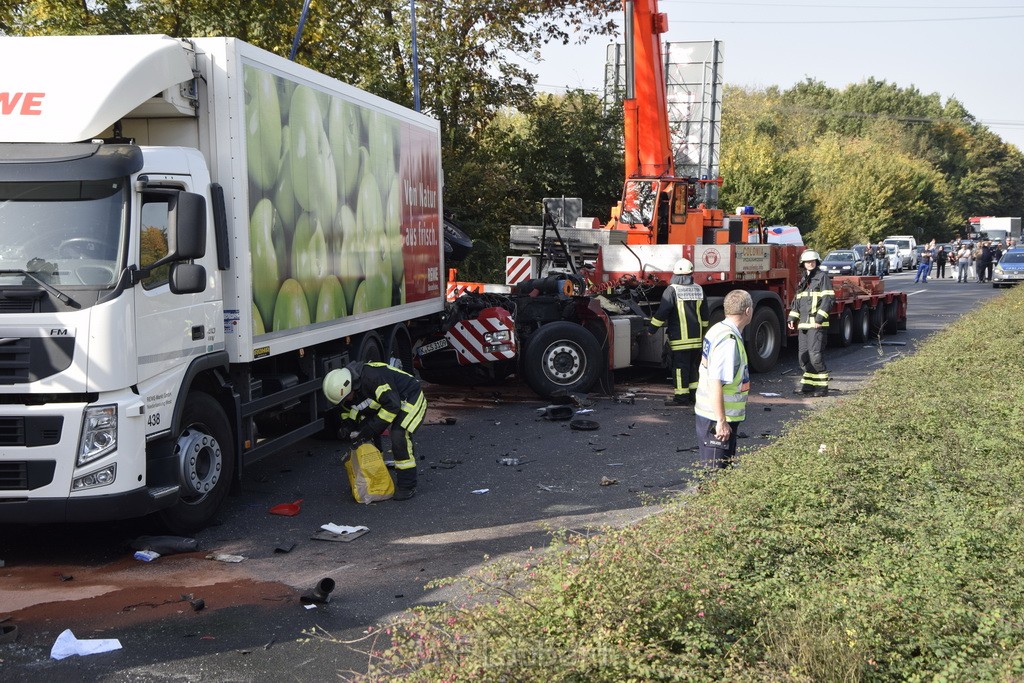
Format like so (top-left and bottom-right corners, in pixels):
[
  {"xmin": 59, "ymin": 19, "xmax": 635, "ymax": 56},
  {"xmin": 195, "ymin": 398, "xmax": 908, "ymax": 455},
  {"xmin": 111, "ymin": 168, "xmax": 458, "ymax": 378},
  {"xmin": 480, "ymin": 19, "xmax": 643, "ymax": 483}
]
[{"xmin": 134, "ymin": 179, "xmax": 220, "ymax": 432}]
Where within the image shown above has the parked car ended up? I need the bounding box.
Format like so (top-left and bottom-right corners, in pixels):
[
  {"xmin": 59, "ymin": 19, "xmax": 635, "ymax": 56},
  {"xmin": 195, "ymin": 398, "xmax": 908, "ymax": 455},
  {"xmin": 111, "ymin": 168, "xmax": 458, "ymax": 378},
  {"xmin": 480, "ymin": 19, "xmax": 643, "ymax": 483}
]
[
  {"xmin": 884, "ymin": 244, "xmax": 903, "ymax": 272},
  {"xmin": 821, "ymin": 249, "xmax": 864, "ymax": 276},
  {"xmin": 992, "ymin": 247, "xmax": 1024, "ymax": 287}
]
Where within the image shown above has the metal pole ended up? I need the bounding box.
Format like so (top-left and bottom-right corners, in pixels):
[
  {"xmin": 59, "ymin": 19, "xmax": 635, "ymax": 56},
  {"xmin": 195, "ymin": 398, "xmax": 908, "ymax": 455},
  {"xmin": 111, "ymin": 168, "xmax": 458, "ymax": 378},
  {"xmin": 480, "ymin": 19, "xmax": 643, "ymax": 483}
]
[
  {"xmin": 410, "ymin": 0, "xmax": 421, "ymax": 112},
  {"xmin": 624, "ymin": 1, "xmax": 635, "ymax": 100},
  {"xmin": 289, "ymin": 0, "xmax": 313, "ymax": 61}
]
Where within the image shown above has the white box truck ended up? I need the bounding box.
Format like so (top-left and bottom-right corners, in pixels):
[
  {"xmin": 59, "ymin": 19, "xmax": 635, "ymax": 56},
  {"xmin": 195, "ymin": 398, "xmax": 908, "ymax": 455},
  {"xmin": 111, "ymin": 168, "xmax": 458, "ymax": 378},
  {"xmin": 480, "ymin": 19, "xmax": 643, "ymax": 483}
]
[{"xmin": 0, "ymin": 35, "xmax": 484, "ymax": 530}]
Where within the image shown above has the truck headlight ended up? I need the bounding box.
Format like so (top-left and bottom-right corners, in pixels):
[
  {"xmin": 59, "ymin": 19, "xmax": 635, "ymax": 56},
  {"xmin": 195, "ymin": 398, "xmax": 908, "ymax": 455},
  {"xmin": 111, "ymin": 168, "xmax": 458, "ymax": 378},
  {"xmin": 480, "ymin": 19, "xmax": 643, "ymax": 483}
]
[
  {"xmin": 483, "ymin": 330, "xmax": 511, "ymax": 344},
  {"xmin": 78, "ymin": 404, "xmax": 117, "ymax": 466}
]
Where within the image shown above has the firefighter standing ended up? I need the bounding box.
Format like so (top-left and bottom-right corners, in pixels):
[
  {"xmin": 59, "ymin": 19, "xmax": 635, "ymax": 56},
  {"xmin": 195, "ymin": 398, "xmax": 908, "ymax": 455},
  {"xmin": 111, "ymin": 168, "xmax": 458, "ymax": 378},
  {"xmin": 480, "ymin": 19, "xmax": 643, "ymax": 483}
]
[
  {"xmin": 323, "ymin": 361, "xmax": 426, "ymax": 500},
  {"xmin": 788, "ymin": 250, "xmax": 834, "ymax": 397},
  {"xmin": 649, "ymin": 258, "xmax": 709, "ymax": 406}
]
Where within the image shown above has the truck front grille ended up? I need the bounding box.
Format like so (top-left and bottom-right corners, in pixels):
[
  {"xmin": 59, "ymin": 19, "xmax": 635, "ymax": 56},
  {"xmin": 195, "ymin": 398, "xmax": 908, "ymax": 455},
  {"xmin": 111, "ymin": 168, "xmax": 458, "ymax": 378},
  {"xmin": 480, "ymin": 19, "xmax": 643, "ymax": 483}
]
[
  {"xmin": 0, "ymin": 461, "xmax": 56, "ymax": 490},
  {"xmin": 0, "ymin": 416, "xmax": 63, "ymax": 446}
]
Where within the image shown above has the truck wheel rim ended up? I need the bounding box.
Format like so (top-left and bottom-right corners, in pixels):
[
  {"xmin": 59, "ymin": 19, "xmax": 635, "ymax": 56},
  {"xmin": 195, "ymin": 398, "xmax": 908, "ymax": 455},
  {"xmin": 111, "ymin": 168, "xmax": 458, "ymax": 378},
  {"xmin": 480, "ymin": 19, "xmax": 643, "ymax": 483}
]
[
  {"xmin": 543, "ymin": 341, "xmax": 584, "ymax": 384},
  {"xmin": 754, "ymin": 321, "xmax": 776, "ymax": 359},
  {"xmin": 175, "ymin": 427, "xmax": 223, "ymax": 498}
]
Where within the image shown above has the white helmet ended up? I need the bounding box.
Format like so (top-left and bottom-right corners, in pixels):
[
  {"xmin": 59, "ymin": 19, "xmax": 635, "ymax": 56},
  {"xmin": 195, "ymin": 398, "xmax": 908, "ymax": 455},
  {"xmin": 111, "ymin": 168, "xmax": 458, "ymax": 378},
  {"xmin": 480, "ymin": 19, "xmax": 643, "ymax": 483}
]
[
  {"xmin": 673, "ymin": 258, "xmax": 694, "ymax": 275},
  {"xmin": 799, "ymin": 249, "xmax": 821, "ymax": 264},
  {"xmin": 323, "ymin": 368, "xmax": 353, "ymax": 405}
]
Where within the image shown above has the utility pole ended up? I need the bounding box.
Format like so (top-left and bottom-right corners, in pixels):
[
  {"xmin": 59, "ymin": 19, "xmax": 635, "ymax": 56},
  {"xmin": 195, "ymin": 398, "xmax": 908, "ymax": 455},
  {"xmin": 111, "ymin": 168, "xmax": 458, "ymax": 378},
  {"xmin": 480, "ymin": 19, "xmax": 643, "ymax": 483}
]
[{"xmin": 410, "ymin": 0, "xmax": 421, "ymax": 111}]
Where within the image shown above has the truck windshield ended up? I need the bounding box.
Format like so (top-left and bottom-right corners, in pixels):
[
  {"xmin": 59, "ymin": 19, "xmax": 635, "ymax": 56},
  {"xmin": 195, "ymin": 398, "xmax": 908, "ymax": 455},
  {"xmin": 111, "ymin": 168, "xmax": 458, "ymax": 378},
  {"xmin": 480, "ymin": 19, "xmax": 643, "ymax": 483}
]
[
  {"xmin": 619, "ymin": 180, "xmax": 659, "ymax": 227},
  {"xmin": 0, "ymin": 179, "xmax": 125, "ymax": 287}
]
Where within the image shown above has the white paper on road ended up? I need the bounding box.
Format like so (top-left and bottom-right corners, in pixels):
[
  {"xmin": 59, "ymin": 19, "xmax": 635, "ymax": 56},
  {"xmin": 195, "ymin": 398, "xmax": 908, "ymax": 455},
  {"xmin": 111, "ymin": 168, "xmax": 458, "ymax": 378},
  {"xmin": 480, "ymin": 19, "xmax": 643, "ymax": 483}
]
[
  {"xmin": 320, "ymin": 523, "xmax": 369, "ymax": 535},
  {"xmin": 50, "ymin": 629, "xmax": 122, "ymax": 660},
  {"xmin": 471, "ymin": 489, "xmax": 490, "ymax": 494},
  {"xmin": 759, "ymin": 392, "xmax": 782, "ymax": 397}
]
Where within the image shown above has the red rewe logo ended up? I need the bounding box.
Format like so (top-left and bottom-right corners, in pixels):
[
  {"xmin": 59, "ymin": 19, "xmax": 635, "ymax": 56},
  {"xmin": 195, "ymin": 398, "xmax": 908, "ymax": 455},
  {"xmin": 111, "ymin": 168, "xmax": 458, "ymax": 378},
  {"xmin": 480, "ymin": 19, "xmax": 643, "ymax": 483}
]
[
  {"xmin": 0, "ymin": 92, "xmax": 45, "ymax": 116},
  {"xmin": 702, "ymin": 249, "xmax": 721, "ymax": 268}
]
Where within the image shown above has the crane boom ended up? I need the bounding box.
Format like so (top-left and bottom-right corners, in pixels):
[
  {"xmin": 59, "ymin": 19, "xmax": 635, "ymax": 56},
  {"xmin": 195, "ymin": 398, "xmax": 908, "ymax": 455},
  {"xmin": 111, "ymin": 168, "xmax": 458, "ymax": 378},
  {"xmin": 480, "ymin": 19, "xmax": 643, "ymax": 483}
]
[{"xmin": 622, "ymin": 0, "xmax": 674, "ymax": 179}]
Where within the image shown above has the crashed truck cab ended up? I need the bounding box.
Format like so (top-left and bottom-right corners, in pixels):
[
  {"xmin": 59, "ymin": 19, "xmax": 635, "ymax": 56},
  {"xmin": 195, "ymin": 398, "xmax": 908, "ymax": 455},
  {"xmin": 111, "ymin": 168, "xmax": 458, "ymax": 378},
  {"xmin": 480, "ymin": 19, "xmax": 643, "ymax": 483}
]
[{"xmin": 0, "ymin": 36, "xmax": 221, "ymax": 523}]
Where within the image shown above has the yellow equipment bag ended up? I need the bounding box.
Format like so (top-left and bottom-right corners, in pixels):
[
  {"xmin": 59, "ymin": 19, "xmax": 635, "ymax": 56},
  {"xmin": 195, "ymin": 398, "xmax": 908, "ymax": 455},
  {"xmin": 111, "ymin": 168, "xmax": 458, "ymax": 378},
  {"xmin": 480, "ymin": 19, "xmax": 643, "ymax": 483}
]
[{"xmin": 345, "ymin": 443, "xmax": 395, "ymax": 503}]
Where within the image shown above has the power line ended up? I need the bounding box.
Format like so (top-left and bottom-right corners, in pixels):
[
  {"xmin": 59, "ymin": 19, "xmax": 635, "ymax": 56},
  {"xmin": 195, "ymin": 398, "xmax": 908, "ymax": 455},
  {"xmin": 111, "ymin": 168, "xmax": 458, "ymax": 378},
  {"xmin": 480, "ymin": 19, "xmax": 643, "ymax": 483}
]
[
  {"xmin": 664, "ymin": 1, "xmax": 1024, "ymax": 8},
  {"xmin": 676, "ymin": 13, "xmax": 1024, "ymax": 24}
]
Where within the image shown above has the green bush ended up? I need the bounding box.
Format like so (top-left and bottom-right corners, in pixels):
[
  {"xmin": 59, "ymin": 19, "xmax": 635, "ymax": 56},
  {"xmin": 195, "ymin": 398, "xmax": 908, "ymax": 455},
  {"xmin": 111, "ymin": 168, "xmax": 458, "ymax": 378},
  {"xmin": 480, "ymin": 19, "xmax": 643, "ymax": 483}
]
[{"xmin": 359, "ymin": 288, "xmax": 1024, "ymax": 682}]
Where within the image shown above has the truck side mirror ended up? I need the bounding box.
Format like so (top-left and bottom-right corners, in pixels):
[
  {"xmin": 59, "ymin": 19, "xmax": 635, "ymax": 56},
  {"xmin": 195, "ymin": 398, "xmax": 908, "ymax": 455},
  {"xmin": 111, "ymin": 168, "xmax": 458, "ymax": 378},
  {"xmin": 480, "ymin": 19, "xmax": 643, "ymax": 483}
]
[
  {"xmin": 169, "ymin": 263, "xmax": 206, "ymax": 294},
  {"xmin": 168, "ymin": 191, "xmax": 207, "ymax": 260}
]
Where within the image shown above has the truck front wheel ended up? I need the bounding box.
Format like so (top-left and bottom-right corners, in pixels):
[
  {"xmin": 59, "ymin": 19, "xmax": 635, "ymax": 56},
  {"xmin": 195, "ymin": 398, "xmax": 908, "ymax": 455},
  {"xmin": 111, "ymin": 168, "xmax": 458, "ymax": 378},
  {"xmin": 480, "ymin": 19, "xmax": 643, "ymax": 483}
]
[
  {"xmin": 746, "ymin": 306, "xmax": 783, "ymax": 373},
  {"xmin": 157, "ymin": 393, "xmax": 235, "ymax": 533},
  {"xmin": 522, "ymin": 322, "xmax": 601, "ymax": 399}
]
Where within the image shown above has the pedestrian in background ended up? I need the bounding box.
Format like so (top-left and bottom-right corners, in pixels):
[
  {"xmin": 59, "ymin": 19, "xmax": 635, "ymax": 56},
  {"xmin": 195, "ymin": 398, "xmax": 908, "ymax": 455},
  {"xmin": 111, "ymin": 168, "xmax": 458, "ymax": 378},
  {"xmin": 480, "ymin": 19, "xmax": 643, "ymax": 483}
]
[
  {"xmin": 956, "ymin": 244, "xmax": 971, "ymax": 283},
  {"xmin": 976, "ymin": 242, "xmax": 993, "ymax": 283},
  {"xmin": 914, "ymin": 247, "xmax": 933, "ymax": 283},
  {"xmin": 935, "ymin": 245, "xmax": 948, "ymax": 279},
  {"xmin": 694, "ymin": 289, "xmax": 752, "ymax": 469}
]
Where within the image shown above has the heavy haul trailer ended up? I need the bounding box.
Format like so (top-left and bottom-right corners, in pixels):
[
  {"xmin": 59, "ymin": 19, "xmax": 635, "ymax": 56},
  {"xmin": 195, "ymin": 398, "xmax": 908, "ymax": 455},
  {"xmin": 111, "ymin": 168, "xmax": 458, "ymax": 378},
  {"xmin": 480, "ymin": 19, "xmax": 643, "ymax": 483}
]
[
  {"xmin": 422, "ymin": 0, "xmax": 907, "ymax": 398},
  {"xmin": 0, "ymin": 35, "xmax": 505, "ymax": 530}
]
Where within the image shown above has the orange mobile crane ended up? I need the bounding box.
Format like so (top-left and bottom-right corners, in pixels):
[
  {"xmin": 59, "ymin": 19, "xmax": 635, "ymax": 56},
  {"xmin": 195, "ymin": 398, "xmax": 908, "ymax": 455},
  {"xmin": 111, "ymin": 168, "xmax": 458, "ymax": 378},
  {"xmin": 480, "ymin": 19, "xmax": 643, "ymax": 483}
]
[{"xmin": 422, "ymin": 0, "xmax": 907, "ymax": 398}]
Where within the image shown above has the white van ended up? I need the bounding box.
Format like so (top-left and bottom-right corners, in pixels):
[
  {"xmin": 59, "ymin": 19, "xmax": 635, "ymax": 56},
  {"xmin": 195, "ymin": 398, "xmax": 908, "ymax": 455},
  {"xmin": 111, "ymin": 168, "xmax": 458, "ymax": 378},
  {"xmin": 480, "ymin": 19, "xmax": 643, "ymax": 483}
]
[{"xmin": 884, "ymin": 235, "xmax": 918, "ymax": 269}]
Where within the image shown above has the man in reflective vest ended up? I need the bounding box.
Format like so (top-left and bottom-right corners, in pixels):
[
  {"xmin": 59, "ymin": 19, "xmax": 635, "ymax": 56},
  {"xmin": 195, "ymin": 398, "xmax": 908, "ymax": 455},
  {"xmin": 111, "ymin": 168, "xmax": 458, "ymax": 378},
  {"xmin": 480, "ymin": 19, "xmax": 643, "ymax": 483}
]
[
  {"xmin": 694, "ymin": 289, "xmax": 753, "ymax": 469},
  {"xmin": 649, "ymin": 258, "xmax": 709, "ymax": 406},
  {"xmin": 788, "ymin": 249, "xmax": 834, "ymax": 397},
  {"xmin": 323, "ymin": 362, "xmax": 427, "ymax": 500}
]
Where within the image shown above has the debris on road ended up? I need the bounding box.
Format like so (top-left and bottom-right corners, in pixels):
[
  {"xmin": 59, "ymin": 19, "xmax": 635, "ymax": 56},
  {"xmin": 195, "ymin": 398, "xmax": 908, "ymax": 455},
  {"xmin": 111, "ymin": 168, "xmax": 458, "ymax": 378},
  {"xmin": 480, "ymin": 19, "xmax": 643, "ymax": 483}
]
[
  {"xmin": 131, "ymin": 535, "xmax": 198, "ymax": 555},
  {"xmin": 570, "ymin": 418, "xmax": 600, "ymax": 431},
  {"xmin": 273, "ymin": 543, "xmax": 296, "ymax": 554},
  {"xmin": 496, "ymin": 457, "xmax": 520, "ymax": 466},
  {"xmin": 268, "ymin": 499, "xmax": 303, "ymax": 516},
  {"xmin": 205, "ymin": 553, "xmax": 245, "ymax": 563},
  {"xmin": 133, "ymin": 550, "xmax": 160, "ymax": 563},
  {"xmin": 537, "ymin": 405, "xmax": 574, "ymax": 421},
  {"xmin": 300, "ymin": 578, "xmax": 336, "ymax": 605},
  {"xmin": 312, "ymin": 523, "xmax": 368, "ymax": 543},
  {"xmin": 759, "ymin": 392, "xmax": 782, "ymax": 397},
  {"xmin": 190, "ymin": 598, "xmax": 205, "ymax": 612},
  {"xmin": 50, "ymin": 629, "xmax": 122, "ymax": 660},
  {"xmin": 600, "ymin": 476, "xmax": 619, "ymax": 486},
  {"xmin": 471, "ymin": 488, "xmax": 490, "ymax": 494}
]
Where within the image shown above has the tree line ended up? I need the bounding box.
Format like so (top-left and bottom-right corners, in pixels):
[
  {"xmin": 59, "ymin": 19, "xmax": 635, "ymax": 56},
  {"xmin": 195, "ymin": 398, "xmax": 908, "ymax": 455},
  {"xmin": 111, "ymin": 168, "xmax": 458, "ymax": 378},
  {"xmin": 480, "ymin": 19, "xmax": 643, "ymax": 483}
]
[{"xmin": 5, "ymin": 2, "xmax": 1022, "ymax": 277}]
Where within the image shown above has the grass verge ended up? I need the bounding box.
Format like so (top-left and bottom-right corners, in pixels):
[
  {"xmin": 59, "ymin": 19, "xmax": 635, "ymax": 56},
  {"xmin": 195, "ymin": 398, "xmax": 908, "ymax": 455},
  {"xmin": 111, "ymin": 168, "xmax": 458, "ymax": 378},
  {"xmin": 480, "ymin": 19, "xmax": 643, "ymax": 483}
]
[{"xmin": 357, "ymin": 287, "xmax": 1024, "ymax": 682}]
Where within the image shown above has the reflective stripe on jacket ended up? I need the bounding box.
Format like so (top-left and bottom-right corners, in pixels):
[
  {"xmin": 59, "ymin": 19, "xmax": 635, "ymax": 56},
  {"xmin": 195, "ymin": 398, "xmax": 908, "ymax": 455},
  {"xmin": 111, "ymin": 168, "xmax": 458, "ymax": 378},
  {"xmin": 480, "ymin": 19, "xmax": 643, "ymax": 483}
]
[
  {"xmin": 343, "ymin": 362, "xmax": 426, "ymax": 435},
  {"xmin": 695, "ymin": 322, "xmax": 750, "ymax": 422},
  {"xmin": 788, "ymin": 269, "xmax": 834, "ymax": 329},
  {"xmin": 650, "ymin": 282, "xmax": 709, "ymax": 350}
]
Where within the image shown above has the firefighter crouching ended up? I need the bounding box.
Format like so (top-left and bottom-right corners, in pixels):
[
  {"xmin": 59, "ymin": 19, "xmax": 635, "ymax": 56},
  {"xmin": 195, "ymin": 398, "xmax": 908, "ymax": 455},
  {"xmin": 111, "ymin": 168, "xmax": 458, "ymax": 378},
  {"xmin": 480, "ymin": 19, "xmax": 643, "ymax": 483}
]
[
  {"xmin": 788, "ymin": 249, "xmax": 834, "ymax": 397},
  {"xmin": 323, "ymin": 362, "xmax": 426, "ymax": 500},
  {"xmin": 648, "ymin": 258, "xmax": 709, "ymax": 406}
]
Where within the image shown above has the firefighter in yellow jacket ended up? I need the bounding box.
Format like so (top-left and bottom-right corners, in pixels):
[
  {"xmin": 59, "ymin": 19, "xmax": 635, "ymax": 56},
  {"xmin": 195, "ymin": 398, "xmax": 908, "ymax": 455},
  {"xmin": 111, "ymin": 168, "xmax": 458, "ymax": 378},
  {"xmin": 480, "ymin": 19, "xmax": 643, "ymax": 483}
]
[
  {"xmin": 323, "ymin": 362, "xmax": 426, "ymax": 500},
  {"xmin": 649, "ymin": 258, "xmax": 709, "ymax": 406},
  {"xmin": 787, "ymin": 250, "xmax": 834, "ymax": 397}
]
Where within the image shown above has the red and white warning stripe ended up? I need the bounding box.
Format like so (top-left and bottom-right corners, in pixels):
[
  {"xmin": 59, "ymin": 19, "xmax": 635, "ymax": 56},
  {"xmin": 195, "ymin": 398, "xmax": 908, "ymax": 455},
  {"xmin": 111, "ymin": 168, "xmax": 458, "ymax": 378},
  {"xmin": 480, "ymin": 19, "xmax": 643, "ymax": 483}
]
[
  {"xmin": 446, "ymin": 307, "xmax": 517, "ymax": 366},
  {"xmin": 445, "ymin": 282, "xmax": 483, "ymax": 302},
  {"xmin": 505, "ymin": 256, "xmax": 535, "ymax": 286}
]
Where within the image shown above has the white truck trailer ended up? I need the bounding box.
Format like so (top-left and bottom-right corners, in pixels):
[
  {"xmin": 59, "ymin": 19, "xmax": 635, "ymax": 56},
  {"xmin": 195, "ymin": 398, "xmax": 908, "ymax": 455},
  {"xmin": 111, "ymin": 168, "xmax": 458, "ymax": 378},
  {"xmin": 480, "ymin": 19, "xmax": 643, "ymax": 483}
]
[{"xmin": 0, "ymin": 35, "xmax": 493, "ymax": 530}]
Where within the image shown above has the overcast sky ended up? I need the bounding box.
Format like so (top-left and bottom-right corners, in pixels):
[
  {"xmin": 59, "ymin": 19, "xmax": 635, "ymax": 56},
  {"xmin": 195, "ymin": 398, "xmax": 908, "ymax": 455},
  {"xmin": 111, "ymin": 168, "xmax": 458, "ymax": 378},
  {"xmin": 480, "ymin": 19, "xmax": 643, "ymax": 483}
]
[{"xmin": 522, "ymin": 0, "xmax": 1024, "ymax": 151}]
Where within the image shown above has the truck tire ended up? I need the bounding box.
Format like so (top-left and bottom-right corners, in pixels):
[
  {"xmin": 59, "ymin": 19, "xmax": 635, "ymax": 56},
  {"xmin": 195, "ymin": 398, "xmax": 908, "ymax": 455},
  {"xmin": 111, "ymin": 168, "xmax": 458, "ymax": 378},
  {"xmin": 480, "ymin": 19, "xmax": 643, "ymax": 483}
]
[
  {"xmin": 830, "ymin": 308, "xmax": 853, "ymax": 348},
  {"xmin": 522, "ymin": 322, "xmax": 601, "ymax": 399},
  {"xmin": 157, "ymin": 393, "xmax": 235, "ymax": 534},
  {"xmin": 852, "ymin": 307, "xmax": 870, "ymax": 343},
  {"xmin": 746, "ymin": 305, "xmax": 783, "ymax": 373},
  {"xmin": 356, "ymin": 332, "xmax": 384, "ymax": 363},
  {"xmin": 885, "ymin": 300, "xmax": 899, "ymax": 334},
  {"xmin": 869, "ymin": 304, "xmax": 885, "ymax": 337}
]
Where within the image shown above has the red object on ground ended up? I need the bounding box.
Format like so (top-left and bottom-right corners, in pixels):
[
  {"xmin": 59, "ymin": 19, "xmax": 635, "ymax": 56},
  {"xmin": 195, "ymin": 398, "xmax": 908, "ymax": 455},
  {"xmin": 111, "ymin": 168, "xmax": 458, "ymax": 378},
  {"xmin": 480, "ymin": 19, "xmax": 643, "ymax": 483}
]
[{"xmin": 269, "ymin": 499, "xmax": 303, "ymax": 516}]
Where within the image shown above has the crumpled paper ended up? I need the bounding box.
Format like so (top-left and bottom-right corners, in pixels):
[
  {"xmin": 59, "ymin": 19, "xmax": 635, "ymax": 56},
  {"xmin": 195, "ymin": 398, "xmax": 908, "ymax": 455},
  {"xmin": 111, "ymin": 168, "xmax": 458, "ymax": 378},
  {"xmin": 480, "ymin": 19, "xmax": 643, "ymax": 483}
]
[
  {"xmin": 320, "ymin": 523, "xmax": 369, "ymax": 535},
  {"xmin": 50, "ymin": 628, "xmax": 122, "ymax": 660}
]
